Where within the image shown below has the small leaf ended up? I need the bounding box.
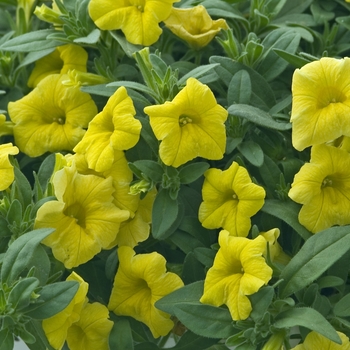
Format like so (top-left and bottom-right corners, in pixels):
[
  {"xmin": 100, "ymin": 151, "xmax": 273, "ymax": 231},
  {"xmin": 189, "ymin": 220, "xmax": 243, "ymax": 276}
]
[
  {"xmin": 237, "ymin": 140, "xmax": 264, "ymax": 167},
  {"xmin": 73, "ymin": 28, "xmax": 100, "ymax": 44},
  {"xmin": 152, "ymin": 189, "xmax": 179, "ymax": 239},
  {"xmin": 109, "ymin": 317, "xmax": 134, "ymax": 350},
  {"xmin": 172, "ymin": 330, "xmax": 219, "ymax": 349},
  {"xmin": 132, "ymin": 160, "xmax": 163, "ymax": 183},
  {"xmin": 0, "ymin": 328, "xmax": 14, "ymax": 350},
  {"xmin": 173, "ymin": 303, "xmax": 236, "ymax": 339},
  {"xmin": 0, "ymin": 29, "xmax": 62, "ymax": 52},
  {"xmin": 177, "ymin": 64, "xmax": 219, "ymax": 86},
  {"xmin": 249, "ymin": 286, "xmax": 274, "ymax": 322},
  {"xmin": 334, "ymin": 293, "xmax": 350, "ymax": 317},
  {"xmin": 228, "ymin": 70, "xmax": 251, "ymax": 105},
  {"xmin": 274, "ymin": 307, "xmax": 341, "ymax": 344},
  {"xmin": 8, "ymin": 277, "xmax": 39, "ymax": 311},
  {"xmin": 228, "ymin": 104, "xmax": 291, "ymax": 131},
  {"xmin": 179, "ymin": 162, "xmax": 209, "ymax": 184}
]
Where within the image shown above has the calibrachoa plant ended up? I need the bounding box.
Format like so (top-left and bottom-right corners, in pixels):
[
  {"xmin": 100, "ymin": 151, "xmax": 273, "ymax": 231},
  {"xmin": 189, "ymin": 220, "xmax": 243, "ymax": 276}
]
[{"xmin": 3, "ymin": 1, "xmax": 350, "ymax": 350}]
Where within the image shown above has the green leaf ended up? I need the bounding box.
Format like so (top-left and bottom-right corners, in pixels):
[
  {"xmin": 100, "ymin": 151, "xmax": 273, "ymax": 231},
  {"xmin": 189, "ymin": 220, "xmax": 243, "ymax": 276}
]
[
  {"xmin": 228, "ymin": 104, "xmax": 291, "ymax": 131},
  {"xmin": 249, "ymin": 286, "xmax": 274, "ymax": 322},
  {"xmin": 131, "ymin": 160, "xmax": 163, "ymax": 183},
  {"xmin": 155, "ymin": 281, "xmax": 204, "ymax": 315},
  {"xmin": 237, "ymin": 140, "xmax": 264, "ymax": 167},
  {"xmin": 1, "ymin": 228, "xmax": 54, "ymax": 285},
  {"xmin": 193, "ymin": 247, "xmax": 216, "ymax": 268},
  {"xmin": 25, "ymin": 319, "xmax": 55, "ymax": 350},
  {"xmin": 107, "ymin": 80, "xmax": 156, "ymax": 99},
  {"xmin": 109, "ymin": 317, "xmax": 134, "ymax": 350},
  {"xmin": 73, "ymin": 28, "xmax": 100, "ymax": 44},
  {"xmin": 273, "ymin": 48, "xmax": 311, "ymax": 68},
  {"xmin": 109, "ymin": 31, "xmax": 143, "ymax": 57},
  {"xmin": 173, "ymin": 303, "xmax": 236, "ymax": 339},
  {"xmin": 171, "ymin": 330, "xmax": 219, "ymax": 349},
  {"xmin": 334, "ymin": 293, "xmax": 350, "ymax": 317},
  {"xmin": 152, "ymin": 189, "xmax": 179, "ymax": 239},
  {"xmin": 227, "ymin": 70, "xmax": 251, "ymax": 105},
  {"xmin": 24, "ymin": 280, "xmax": 79, "ymax": 319},
  {"xmin": 13, "ymin": 166, "xmax": 33, "ymax": 207},
  {"xmin": 258, "ymin": 30, "xmax": 301, "ymax": 81},
  {"xmin": 8, "ymin": 277, "xmax": 39, "ymax": 311},
  {"xmin": 274, "ymin": 307, "xmax": 341, "ymax": 344},
  {"xmin": 210, "ymin": 56, "xmax": 276, "ymax": 109},
  {"xmin": 0, "ymin": 328, "xmax": 14, "ymax": 350},
  {"xmin": 261, "ymin": 199, "xmax": 312, "ymax": 241},
  {"xmin": 0, "ymin": 29, "xmax": 63, "ymax": 52},
  {"xmin": 279, "ymin": 226, "xmax": 350, "ymax": 298},
  {"xmin": 178, "ymin": 162, "xmax": 209, "ymax": 184},
  {"xmin": 177, "ymin": 63, "xmax": 219, "ymax": 86}
]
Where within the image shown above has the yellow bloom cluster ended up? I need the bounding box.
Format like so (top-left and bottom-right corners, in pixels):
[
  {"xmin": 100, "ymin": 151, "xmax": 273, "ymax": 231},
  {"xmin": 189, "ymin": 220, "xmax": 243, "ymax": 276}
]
[{"xmin": 289, "ymin": 57, "xmax": 350, "ymax": 233}]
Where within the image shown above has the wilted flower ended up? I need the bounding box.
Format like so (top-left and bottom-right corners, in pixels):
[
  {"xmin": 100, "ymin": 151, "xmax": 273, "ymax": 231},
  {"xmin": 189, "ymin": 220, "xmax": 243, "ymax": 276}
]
[
  {"xmin": 0, "ymin": 143, "xmax": 19, "ymax": 191},
  {"xmin": 260, "ymin": 228, "xmax": 290, "ymax": 265},
  {"xmin": 291, "ymin": 331, "xmax": 350, "ymax": 350},
  {"xmin": 289, "ymin": 144, "xmax": 350, "ymax": 233},
  {"xmin": 199, "ymin": 161, "xmax": 266, "ymax": 237},
  {"xmin": 35, "ymin": 164, "xmax": 129, "ymax": 268},
  {"xmin": 200, "ymin": 230, "xmax": 272, "ymax": 321},
  {"xmin": 42, "ymin": 272, "xmax": 88, "ymax": 350},
  {"xmin": 144, "ymin": 77, "xmax": 228, "ymax": 167},
  {"xmin": 291, "ymin": 57, "xmax": 350, "ymax": 151},
  {"xmin": 8, "ymin": 74, "xmax": 97, "ymax": 158},
  {"xmin": 66, "ymin": 302, "xmax": 113, "ymax": 350},
  {"xmin": 164, "ymin": 5, "xmax": 228, "ymax": 49},
  {"xmin": 108, "ymin": 246, "xmax": 184, "ymax": 338},
  {"xmin": 88, "ymin": 0, "xmax": 178, "ymax": 46},
  {"xmin": 27, "ymin": 44, "xmax": 88, "ymax": 87},
  {"xmin": 74, "ymin": 86, "xmax": 141, "ymax": 173}
]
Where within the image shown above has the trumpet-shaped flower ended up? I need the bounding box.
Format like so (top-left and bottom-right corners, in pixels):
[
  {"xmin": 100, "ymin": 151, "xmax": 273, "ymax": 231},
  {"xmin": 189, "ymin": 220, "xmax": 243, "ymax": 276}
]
[
  {"xmin": 88, "ymin": 0, "xmax": 178, "ymax": 46},
  {"xmin": 164, "ymin": 5, "xmax": 228, "ymax": 49},
  {"xmin": 288, "ymin": 144, "xmax": 350, "ymax": 233},
  {"xmin": 0, "ymin": 143, "xmax": 19, "ymax": 191},
  {"xmin": 42, "ymin": 272, "xmax": 88, "ymax": 350},
  {"xmin": 291, "ymin": 57, "xmax": 350, "ymax": 151},
  {"xmin": 199, "ymin": 161, "xmax": 266, "ymax": 237},
  {"xmin": 74, "ymin": 150, "xmax": 156, "ymax": 248},
  {"xmin": 200, "ymin": 230, "xmax": 272, "ymax": 321},
  {"xmin": 35, "ymin": 164, "xmax": 130, "ymax": 268},
  {"xmin": 27, "ymin": 44, "xmax": 88, "ymax": 87},
  {"xmin": 74, "ymin": 86, "xmax": 141, "ymax": 173},
  {"xmin": 66, "ymin": 302, "xmax": 113, "ymax": 350},
  {"xmin": 108, "ymin": 246, "xmax": 184, "ymax": 338},
  {"xmin": 144, "ymin": 78, "xmax": 228, "ymax": 167},
  {"xmin": 291, "ymin": 331, "xmax": 350, "ymax": 350},
  {"xmin": 8, "ymin": 74, "xmax": 97, "ymax": 157},
  {"xmin": 0, "ymin": 114, "xmax": 14, "ymax": 137}
]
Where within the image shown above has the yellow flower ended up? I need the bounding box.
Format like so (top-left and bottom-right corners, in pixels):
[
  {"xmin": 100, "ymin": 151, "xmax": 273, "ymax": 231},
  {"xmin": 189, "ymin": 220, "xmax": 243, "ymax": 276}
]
[
  {"xmin": 74, "ymin": 150, "xmax": 156, "ymax": 248},
  {"xmin": 291, "ymin": 331, "xmax": 350, "ymax": 350},
  {"xmin": 35, "ymin": 164, "xmax": 130, "ymax": 269},
  {"xmin": 42, "ymin": 272, "xmax": 88, "ymax": 350},
  {"xmin": 198, "ymin": 161, "xmax": 266, "ymax": 237},
  {"xmin": 0, "ymin": 143, "xmax": 19, "ymax": 191},
  {"xmin": 144, "ymin": 77, "xmax": 228, "ymax": 167},
  {"xmin": 108, "ymin": 188, "xmax": 156, "ymax": 248},
  {"xmin": 108, "ymin": 246, "xmax": 184, "ymax": 338},
  {"xmin": 8, "ymin": 74, "xmax": 97, "ymax": 158},
  {"xmin": 200, "ymin": 230, "xmax": 272, "ymax": 321},
  {"xmin": 66, "ymin": 302, "xmax": 113, "ymax": 350},
  {"xmin": 88, "ymin": 0, "xmax": 178, "ymax": 46},
  {"xmin": 260, "ymin": 228, "xmax": 290, "ymax": 265},
  {"xmin": 164, "ymin": 5, "xmax": 228, "ymax": 49},
  {"xmin": 27, "ymin": 44, "xmax": 88, "ymax": 88},
  {"xmin": 288, "ymin": 144, "xmax": 350, "ymax": 233},
  {"xmin": 73, "ymin": 86, "xmax": 141, "ymax": 173},
  {"xmin": 291, "ymin": 57, "xmax": 350, "ymax": 151}
]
